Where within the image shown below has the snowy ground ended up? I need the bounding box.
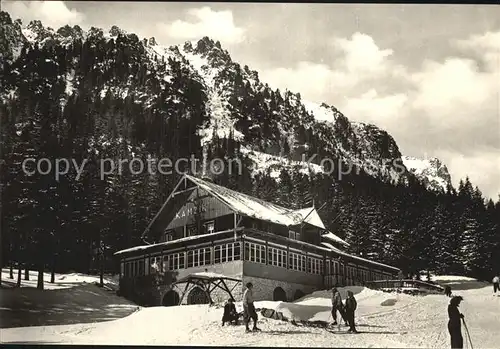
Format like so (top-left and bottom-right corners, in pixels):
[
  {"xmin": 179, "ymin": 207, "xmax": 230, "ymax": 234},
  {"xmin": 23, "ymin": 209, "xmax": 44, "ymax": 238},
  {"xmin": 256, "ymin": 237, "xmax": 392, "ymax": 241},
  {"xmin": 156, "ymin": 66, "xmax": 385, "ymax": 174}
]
[
  {"xmin": 1, "ymin": 274, "xmax": 499, "ymax": 347},
  {"xmin": 0, "ymin": 268, "xmax": 138, "ymax": 329},
  {"xmin": 1, "ymin": 268, "xmax": 119, "ymax": 290}
]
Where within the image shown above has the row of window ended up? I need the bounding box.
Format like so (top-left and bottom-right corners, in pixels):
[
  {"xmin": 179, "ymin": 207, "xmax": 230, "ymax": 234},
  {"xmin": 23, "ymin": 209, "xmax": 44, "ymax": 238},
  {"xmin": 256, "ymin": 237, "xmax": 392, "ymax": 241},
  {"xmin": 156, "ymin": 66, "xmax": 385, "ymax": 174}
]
[
  {"xmin": 243, "ymin": 242, "xmax": 323, "ymax": 275},
  {"xmin": 124, "ymin": 242, "xmax": 241, "ymax": 276},
  {"xmin": 325, "ymin": 259, "xmax": 393, "ymax": 283},
  {"xmin": 161, "ymin": 221, "xmax": 216, "ymax": 242},
  {"xmin": 124, "ymin": 259, "xmax": 146, "ymax": 277},
  {"xmin": 123, "ymin": 241, "xmax": 395, "ymax": 280}
]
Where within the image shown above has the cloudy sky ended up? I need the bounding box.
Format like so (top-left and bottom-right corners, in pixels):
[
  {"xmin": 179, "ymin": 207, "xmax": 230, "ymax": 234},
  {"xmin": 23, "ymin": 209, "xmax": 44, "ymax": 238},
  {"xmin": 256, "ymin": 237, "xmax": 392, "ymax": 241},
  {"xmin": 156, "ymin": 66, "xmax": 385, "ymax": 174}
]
[{"xmin": 3, "ymin": 1, "xmax": 500, "ymax": 199}]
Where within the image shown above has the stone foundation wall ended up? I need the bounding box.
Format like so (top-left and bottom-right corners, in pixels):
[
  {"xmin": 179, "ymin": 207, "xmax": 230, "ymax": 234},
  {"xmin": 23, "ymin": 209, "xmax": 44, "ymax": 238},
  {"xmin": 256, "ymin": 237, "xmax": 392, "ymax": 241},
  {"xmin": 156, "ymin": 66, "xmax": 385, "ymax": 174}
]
[
  {"xmin": 241, "ymin": 275, "xmax": 319, "ymax": 302},
  {"xmin": 155, "ymin": 261, "xmax": 243, "ymax": 306},
  {"xmin": 144, "ymin": 261, "xmax": 324, "ymax": 306}
]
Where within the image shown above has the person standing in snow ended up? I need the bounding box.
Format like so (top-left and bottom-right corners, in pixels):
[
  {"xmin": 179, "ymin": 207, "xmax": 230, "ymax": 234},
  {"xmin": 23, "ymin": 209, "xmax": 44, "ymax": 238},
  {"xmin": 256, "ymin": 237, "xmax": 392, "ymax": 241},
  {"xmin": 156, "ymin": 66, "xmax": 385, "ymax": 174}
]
[
  {"xmin": 243, "ymin": 282, "xmax": 260, "ymax": 332},
  {"xmin": 492, "ymin": 275, "xmax": 499, "ymax": 294},
  {"xmin": 344, "ymin": 290, "xmax": 358, "ymax": 333},
  {"xmin": 444, "ymin": 285, "xmax": 452, "ymax": 297},
  {"xmin": 331, "ymin": 287, "xmax": 348, "ymax": 326},
  {"xmin": 448, "ymin": 296, "xmax": 464, "ymax": 349}
]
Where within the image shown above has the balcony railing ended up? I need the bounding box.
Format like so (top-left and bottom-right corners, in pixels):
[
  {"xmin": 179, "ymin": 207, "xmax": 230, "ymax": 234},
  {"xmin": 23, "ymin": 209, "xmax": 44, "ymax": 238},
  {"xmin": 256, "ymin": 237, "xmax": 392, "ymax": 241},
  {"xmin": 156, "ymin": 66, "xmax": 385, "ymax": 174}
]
[{"xmin": 365, "ymin": 279, "xmax": 444, "ymax": 294}]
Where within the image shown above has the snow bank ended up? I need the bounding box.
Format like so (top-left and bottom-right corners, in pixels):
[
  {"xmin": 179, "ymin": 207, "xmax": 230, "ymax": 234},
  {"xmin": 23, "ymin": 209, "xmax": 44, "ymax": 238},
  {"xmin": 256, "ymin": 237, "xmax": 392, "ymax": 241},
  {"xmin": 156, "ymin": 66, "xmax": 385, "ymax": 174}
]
[{"xmin": 432, "ymin": 275, "xmax": 479, "ymax": 282}]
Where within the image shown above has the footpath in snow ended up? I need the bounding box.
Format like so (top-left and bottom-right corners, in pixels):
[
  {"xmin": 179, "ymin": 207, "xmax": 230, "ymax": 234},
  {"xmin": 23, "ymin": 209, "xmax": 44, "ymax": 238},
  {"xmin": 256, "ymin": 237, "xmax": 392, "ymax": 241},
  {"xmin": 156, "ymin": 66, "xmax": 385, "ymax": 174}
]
[{"xmin": 1, "ymin": 273, "xmax": 499, "ymax": 348}]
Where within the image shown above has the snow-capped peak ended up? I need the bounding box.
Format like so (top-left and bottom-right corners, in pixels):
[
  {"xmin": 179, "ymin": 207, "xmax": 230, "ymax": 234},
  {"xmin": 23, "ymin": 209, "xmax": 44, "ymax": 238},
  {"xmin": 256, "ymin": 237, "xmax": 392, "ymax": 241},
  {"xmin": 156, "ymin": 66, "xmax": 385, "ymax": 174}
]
[{"xmin": 401, "ymin": 156, "xmax": 452, "ymax": 192}]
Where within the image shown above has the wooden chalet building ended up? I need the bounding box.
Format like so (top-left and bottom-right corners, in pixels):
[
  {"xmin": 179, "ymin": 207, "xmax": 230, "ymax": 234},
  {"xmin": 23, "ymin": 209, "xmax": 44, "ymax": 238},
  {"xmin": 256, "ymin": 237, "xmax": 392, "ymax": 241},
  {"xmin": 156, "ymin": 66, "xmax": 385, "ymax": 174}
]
[{"xmin": 115, "ymin": 174, "xmax": 400, "ymax": 306}]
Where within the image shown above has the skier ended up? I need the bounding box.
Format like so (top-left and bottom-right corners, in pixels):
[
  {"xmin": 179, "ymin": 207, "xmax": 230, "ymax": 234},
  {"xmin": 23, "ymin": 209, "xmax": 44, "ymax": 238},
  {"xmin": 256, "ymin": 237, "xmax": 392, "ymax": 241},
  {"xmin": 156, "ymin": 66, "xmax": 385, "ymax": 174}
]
[
  {"xmin": 331, "ymin": 287, "xmax": 348, "ymax": 326},
  {"xmin": 243, "ymin": 282, "xmax": 260, "ymax": 332},
  {"xmin": 344, "ymin": 290, "xmax": 358, "ymax": 333},
  {"xmin": 492, "ymin": 275, "xmax": 499, "ymax": 294},
  {"xmin": 222, "ymin": 298, "xmax": 238, "ymax": 326},
  {"xmin": 448, "ymin": 296, "xmax": 464, "ymax": 349}
]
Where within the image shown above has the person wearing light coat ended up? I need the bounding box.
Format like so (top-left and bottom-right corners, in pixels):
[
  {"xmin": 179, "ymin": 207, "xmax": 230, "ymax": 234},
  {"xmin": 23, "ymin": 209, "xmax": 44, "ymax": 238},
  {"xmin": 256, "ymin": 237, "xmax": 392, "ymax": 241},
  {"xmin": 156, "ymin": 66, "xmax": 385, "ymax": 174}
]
[{"xmin": 492, "ymin": 275, "xmax": 499, "ymax": 294}]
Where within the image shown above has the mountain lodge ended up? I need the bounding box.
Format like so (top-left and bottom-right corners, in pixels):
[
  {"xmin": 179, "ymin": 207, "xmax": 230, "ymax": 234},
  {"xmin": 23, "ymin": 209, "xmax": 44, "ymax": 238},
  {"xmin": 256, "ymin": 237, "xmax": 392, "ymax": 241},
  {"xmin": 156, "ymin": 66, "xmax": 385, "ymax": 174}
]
[{"xmin": 114, "ymin": 174, "xmax": 400, "ymax": 306}]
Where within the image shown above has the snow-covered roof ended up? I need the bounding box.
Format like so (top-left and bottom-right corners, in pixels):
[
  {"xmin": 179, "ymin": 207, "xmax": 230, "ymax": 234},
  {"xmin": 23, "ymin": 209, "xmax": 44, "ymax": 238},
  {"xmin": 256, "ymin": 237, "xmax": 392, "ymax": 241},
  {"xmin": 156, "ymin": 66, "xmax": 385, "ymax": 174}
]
[
  {"xmin": 186, "ymin": 175, "xmax": 327, "ymax": 230},
  {"xmin": 114, "ymin": 230, "xmax": 233, "ymax": 255},
  {"xmin": 322, "ymin": 232, "xmax": 349, "ymax": 247},
  {"xmin": 321, "ymin": 242, "xmax": 400, "ymax": 272}
]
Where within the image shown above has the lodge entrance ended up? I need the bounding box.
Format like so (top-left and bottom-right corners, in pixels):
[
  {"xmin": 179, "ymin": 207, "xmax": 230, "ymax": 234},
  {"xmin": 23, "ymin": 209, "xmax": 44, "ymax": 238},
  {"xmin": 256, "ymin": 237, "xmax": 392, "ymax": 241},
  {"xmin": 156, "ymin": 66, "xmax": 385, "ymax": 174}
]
[
  {"xmin": 273, "ymin": 287, "xmax": 287, "ymax": 302},
  {"xmin": 162, "ymin": 290, "xmax": 180, "ymax": 306}
]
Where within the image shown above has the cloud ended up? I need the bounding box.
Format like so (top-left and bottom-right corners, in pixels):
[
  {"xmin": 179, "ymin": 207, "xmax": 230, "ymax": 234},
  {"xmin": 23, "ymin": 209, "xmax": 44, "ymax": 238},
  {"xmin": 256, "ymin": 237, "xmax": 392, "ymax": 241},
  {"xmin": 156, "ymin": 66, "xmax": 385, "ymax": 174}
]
[
  {"xmin": 263, "ymin": 61, "xmax": 338, "ymax": 97},
  {"xmin": 341, "ymin": 89, "xmax": 408, "ymax": 127},
  {"xmin": 332, "ymin": 33, "xmax": 394, "ymax": 76},
  {"xmin": 436, "ymin": 149, "xmax": 500, "ymax": 199},
  {"xmin": 3, "ymin": 1, "xmax": 85, "ymax": 28},
  {"xmin": 260, "ymin": 30, "xmax": 499, "ymax": 198},
  {"xmin": 158, "ymin": 7, "xmax": 245, "ymax": 44}
]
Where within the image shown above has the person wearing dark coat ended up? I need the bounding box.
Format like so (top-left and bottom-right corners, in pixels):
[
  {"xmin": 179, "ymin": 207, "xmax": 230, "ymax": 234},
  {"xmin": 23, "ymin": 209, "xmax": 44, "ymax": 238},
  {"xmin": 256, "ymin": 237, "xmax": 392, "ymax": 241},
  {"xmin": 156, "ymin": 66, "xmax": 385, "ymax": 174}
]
[
  {"xmin": 344, "ymin": 290, "xmax": 358, "ymax": 333},
  {"xmin": 222, "ymin": 298, "xmax": 238, "ymax": 326},
  {"xmin": 444, "ymin": 285, "xmax": 452, "ymax": 297},
  {"xmin": 448, "ymin": 296, "xmax": 464, "ymax": 349},
  {"xmin": 331, "ymin": 287, "xmax": 348, "ymax": 326}
]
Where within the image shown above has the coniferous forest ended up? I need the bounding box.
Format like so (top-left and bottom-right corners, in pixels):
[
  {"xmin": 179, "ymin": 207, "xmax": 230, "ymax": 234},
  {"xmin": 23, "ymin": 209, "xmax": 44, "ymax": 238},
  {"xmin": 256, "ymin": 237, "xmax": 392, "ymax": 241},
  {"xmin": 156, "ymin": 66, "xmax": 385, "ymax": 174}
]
[{"xmin": 1, "ymin": 12, "xmax": 499, "ymax": 288}]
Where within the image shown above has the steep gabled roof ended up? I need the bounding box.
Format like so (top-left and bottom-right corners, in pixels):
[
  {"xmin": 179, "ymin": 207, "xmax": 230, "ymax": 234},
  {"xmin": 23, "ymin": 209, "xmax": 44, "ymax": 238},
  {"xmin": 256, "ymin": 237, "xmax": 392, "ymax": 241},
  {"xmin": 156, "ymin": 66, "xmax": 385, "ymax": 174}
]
[
  {"xmin": 186, "ymin": 174, "xmax": 326, "ymax": 230},
  {"xmin": 142, "ymin": 174, "xmax": 346, "ymax": 245}
]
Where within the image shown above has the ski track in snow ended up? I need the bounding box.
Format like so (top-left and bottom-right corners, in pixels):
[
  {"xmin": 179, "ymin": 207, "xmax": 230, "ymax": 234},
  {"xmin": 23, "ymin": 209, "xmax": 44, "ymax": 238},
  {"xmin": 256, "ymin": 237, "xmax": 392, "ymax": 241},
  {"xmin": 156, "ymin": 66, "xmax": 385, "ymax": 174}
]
[{"xmin": 1, "ymin": 275, "xmax": 499, "ymax": 347}]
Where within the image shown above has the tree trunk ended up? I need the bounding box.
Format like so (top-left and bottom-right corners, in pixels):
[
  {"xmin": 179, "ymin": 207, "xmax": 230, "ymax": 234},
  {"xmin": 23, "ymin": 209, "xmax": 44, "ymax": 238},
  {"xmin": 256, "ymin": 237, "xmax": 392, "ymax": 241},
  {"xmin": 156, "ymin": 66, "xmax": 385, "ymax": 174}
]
[
  {"xmin": 99, "ymin": 253, "xmax": 104, "ymax": 287},
  {"xmin": 24, "ymin": 267, "xmax": 29, "ymax": 280},
  {"xmin": 37, "ymin": 265, "xmax": 44, "ymax": 290},
  {"xmin": 50, "ymin": 254, "xmax": 55, "ymax": 283},
  {"xmin": 50, "ymin": 266, "xmax": 55, "ymax": 283},
  {"xmin": 9, "ymin": 264, "xmax": 14, "ymax": 279},
  {"xmin": 16, "ymin": 267, "xmax": 22, "ymax": 287}
]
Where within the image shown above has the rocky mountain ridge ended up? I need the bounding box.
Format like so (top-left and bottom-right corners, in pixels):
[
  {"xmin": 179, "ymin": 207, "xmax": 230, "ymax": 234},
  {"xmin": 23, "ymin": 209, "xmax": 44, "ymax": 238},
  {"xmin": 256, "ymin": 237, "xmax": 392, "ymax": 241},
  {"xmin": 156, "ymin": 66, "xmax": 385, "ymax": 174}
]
[{"xmin": 0, "ymin": 11, "xmax": 453, "ymax": 192}]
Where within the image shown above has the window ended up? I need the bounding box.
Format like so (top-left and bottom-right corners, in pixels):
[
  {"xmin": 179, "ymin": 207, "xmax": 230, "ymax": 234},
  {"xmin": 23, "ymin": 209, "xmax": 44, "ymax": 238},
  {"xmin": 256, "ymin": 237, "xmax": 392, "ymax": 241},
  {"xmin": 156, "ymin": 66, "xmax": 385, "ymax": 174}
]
[
  {"xmin": 268, "ymin": 246, "xmax": 287, "ymax": 268},
  {"xmin": 289, "ymin": 252, "xmax": 306, "ymax": 272},
  {"xmin": 187, "ymin": 225, "xmax": 197, "ymax": 237},
  {"xmin": 164, "ymin": 230, "xmax": 174, "ymax": 241},
  {"xmin": 193, "ymin": 249, "xmax": 200, "ymax": 267},
  {"xmin": 215, "ymin": 245, "xmax": 221, "ymax": 263},
  {"xmin": 215, "ymin": 243, "xmax": 240, "ymax": 264},
  {"xmin": 244, "ymin": 242, "xmax": 266, "ymax": 264},
  {"xmin": 204, "ymin": 221, "xmax": 215, "ymax": 234},
  {"xmin": 166, "ymin": 255, "xmax": 170, "ymax": 271},
  {"xmin": 308, "ymin": 256, "xmax": 322, "ymax": 275},
  {"xmin": 184, "ymin": 248, "xmax": 212, "ymax": 268},
  {"xmin": 139, "ymin": 260, "xmax": 145, "ymax": 276},
  {"xmin": 234, "ymin": 243, "xmax": 241, "ymax": 260},
  {"xmin": 288, "ymin": 230, "xmax": 301, "ymax": 241}
]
